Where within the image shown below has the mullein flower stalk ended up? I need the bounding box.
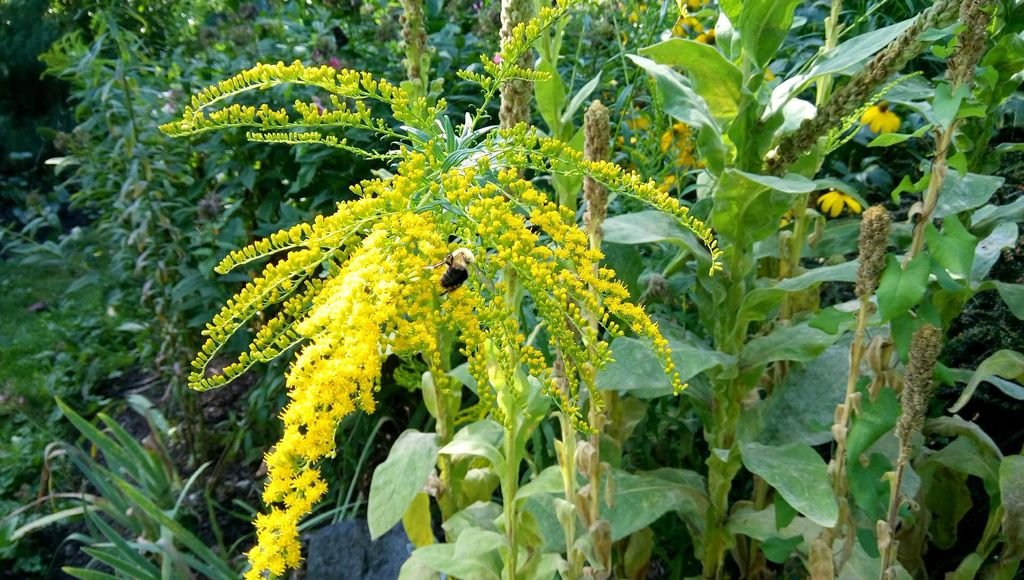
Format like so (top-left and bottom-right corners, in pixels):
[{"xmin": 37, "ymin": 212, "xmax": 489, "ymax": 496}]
[
  {"xmin": 825, "ymin": 206, "xmax": 891, "ymax": 571},
  {"xmin": 499, "ymin": 0, "xmax": 534, "ymax": 128},
  {"xmin": 879, "ymin": 324, "xmax": 942, "ymax": 580},
  {"xmin": 765, "ymin": 0, "xmax": 959, "ymax": 175},
  {"xmin": 583, "ymin": 99, "xmax": 612, "ymax": 576},
  {"xmin": 906, "ymin": 0, "xmax": 990, "ymax": 261},
  {"xmin": 399, "ymin": 0, "xmax": 430, "ymax": 96}
]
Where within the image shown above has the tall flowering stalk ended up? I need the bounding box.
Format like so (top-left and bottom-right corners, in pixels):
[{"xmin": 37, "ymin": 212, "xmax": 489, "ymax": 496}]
[{"xmin": 160, "ymin": 4, "xmax": 722, "ymax": 576}]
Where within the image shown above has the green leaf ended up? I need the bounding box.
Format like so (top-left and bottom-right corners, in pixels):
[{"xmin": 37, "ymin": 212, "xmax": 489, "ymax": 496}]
[
  {"xmin": 534, "ymin": 57, "xmax": 565, "ymax": 134},
  {"xmin": 876, "ymin": 254, "xmax": 930, "ymax": 322},
  {"xmin": 934, "ymin": 171, "xmax": 1004, "ymax": 218},
  {"xmin": 559, "ymin": 72, "xmax": 602, "ymax": 125},
  {"xmin": 971, "ymin": 197, "xmax": 1024, "ymax": 231},
  {"xmin": 627, "ymin": 55, "xmax": 717, "ymax": 130},
  {"xmin": 1000, "ymin": 456, "xmax": 1024, "ymax": 561},
  {"xmin": 711, "ymin": 169, "xmax": 816, "ymax": 244},
  {"xmin": 752, "ymin": 344, "xmax": 849, "ymax": 446},
  {"xmin": 927, "ymin": 436, "xmax": 1001, "ymax": 490},
  {"xmin": 740, "ymin": 441, "xmax": 838, "ymax": 527},
  {"xmin": 410, "ymin": 529, "xmax": 504, "ymax": 579},
  {"xmin": 597, "ymin": 336, "xmax": 733, "ymax": 398},
  {"xmin": 440, "ymin": 419, "xmax": 504, "ymax": 468},
  {"xmin": 867, "ymin": 123, "xmax": 932, "ymax": 147},
  {"xmin": 604, "ymin": 469, "xmax": 708, "ymax": 541},
  {"xmin": 639, "ymin": 39, "xmax": 742, "ymax": 121},
  {"xmin": 602, "ymin": 210, "xmax": 712, "ymax": 261},
  {"xmin": 740, "ymin": 322, "xmax": 843, "ymax": 370},
  {"xmin": 923, "ymin": 466, "xmax": 972, "ymax": 550},
  {"xmin": 740, "ymin": 261, "xmax": 858, "ymax": 322},
  {"xmin": 368, "ymin": 430, "xmax": 439, "ymax": 540},
  {"xmin": 768, "ymin": 18, "xmax": 915, "ymax": 115},
  {"xmin": 949, "ymin": 350, "xmax": 1024, "ymax": 413},
  {"xmin": 932, "ymin": 82, "xmax": 971, "ymax": 131},
  {"xmin": 925, "ymin": 217, "xmax": 977, "ymax": 279},
  {"xmin": 737, "ymin": 0, "xmax": 802, "ymax": 68},
  {"xmin": 972, "ymin": 221, "xmax": 1018, "ymax": 283},
  {"xmin": 761, "ymin": 535, "xmax": 803, "ymax": 563},
  {"xmin": 993, "ymin": 282, "xmax": 1024, "ymax": 320}
]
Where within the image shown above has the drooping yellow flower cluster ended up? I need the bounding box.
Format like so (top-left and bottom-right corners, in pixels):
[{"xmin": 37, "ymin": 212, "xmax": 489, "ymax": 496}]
[{"xmin": 162, "ymin": 19, "xmax": 722, "ymax": 574}]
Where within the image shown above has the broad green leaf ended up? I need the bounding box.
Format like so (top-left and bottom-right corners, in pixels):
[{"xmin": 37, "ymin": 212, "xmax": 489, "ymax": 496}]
[
  {"xmin": 604, "ymin": 469, "xmax": 708, "ymax": 541},
  {"xmin": 534, "ymin": 57, "xmax": 565, "ymax": 134},
  {"xmin": 972, "ymin": 221, "xmax": 1018, "ymax": 283},
  {"xmin": 410, "ymin": 529, "xmax": 504, "ymax": 580},
  {"xmin": 867, "ymin": 123, "xmax": 932, "ymax": 147},
  {"xmin": 934, "ymin": 171, "xmax": 1004, "ymax": 218},
  {"xmin": 993, "ymin": 282, "xmax": 1024, "ymax": 320},
  {"xmin": 949, "ymin": 350, "xmax": 1024, "ymax": 413},
  {"xmin": 559, "ymin": 72, "xmax": 602, "ymax": 125},
  {"xmin": 740, "ymin": 322, "xmax": 843, "ymax": 370},
  {"xmin": 712, "ymin": 169, "xmax": 816, "ymax": 244},
  {"xmin": 761, "ymin": 535, "xmax": 803, "ymax": 563},
  {"xmin": 1000, "ymin": 456, "xmax": 1024, "ymax": 561},
  {"xmin": 369, "ymin": 430, "xmax": 439, "ymax": 539},
  {"xmin": 602, "ymin": 210, "xmax": 712, "ymax": 261},
  {"xmin": 639, "ymin": 39, "xmax": 742, "ymax": 121},
  {"xmin": 515, "ymin": 465, "xmax": 567, "ymax": 501},
  {"xmin": 740, "ymin": 441, "xmax": 838, "ymax": 527},
  {"xmin": 927, "ymin": 436, "xmax": 1001, "ymax": 490},
  {"xmin": 971, "ymin": 197, "xmax": 1024, "ymax": 231},
  {"xmin": 932, "ymin": 82, "xmax": 971, "ymax": 131},
  {"xmin": 752, "ymin": 344, "xmax": 849, "ymax": 446},
  {"xmin": 627, "ymin": 55, "xmax": 717, "ymax": 130},
  {"xmin": 846, "ymin": 385, "xmax": 900, "ymax": 470},
  {"xmin": 442, "ymin": 501, "xmax": 502, "ymax": 541},
  {"xmin": 737, "ymin": 0, "xmax": 802, "ymax": 68},
  {"xmin": 925, "ymin": 217, "xmax": 977, "ymax": 279},
  {"xmin": 740, "ymin": 261, "xmax": 857, "ymax": 322},
  {"xmin": 726, "ymin": 506, "xmax": 821, "ymax": 548},
  {"xmin": 597, "ymin": 336, "xmax": 732, "ymax": 399},
  {"xmin": 876, "ymin": 254, "xmax": 930, "ymax": 321},
  {"xmin": 768, "ymin": 18, "xmax": 915, "ymax": 115},
  {"xmin": 403, "ymin": 492, "xmax": 436, "ymax": 548},
  {"xmin": 923, "ymin": 466, "xmax": 972, "ymax": 549}
]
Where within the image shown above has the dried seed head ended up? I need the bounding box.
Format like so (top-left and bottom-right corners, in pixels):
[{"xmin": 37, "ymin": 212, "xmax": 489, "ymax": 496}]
[
  {"xmin": 896, "ymin": 324, "xmax": 943, "ymax": 447},
  {"xmin": 584, "ymin": 100, "xmax": 611, "ymax": 235},
  {"xmin": 498, "ymin": 0, "xmax": 534, "ymax": 128},
  {"xmin": 856, "ymin": 205, "xmax": 892, "ymax": 298},
  {"xmin": 948, "ymin": 0, "xmax": 992, "ymax": 87}
]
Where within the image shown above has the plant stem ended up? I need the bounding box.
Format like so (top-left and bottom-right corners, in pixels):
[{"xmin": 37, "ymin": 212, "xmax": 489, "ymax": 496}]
[
  {"xmin": 558, "ymin": 412, "xmax": 580, "ymax": 579},
  {"xmin": 504, "ymin": 412, "xmax": 520, "ymax": 580},
  {"xmin": 905, "ymin": 127, "xmax": 953, "ymax": 263},
  {"xmin": 879, "ymin": 458, "xmax": 907, "ymax": 579}
]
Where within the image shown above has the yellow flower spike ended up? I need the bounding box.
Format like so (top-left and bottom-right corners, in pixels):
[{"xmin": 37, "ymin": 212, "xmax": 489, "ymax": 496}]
[
  {"xmin": 817, "ymin": 190, "xmax": 864, "ymax": 218},
  {"xmin": 860, "ymin": 101, "xmax": 901, "ymax": 134}
]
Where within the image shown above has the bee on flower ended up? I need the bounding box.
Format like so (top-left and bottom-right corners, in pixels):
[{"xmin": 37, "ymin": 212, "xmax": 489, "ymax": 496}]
[
  {"xmin": 817, "ymin": 190, "xmax": 863, "ymax": 218},
  {"xmin": 860, "ymin": 101, "xmax": 901, "ymax": 134}
]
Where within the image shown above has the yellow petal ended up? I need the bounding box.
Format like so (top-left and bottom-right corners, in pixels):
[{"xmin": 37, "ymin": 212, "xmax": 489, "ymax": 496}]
[{"xmin": 846, "ymin": 196, "xmax": 863, "ymax": 214}]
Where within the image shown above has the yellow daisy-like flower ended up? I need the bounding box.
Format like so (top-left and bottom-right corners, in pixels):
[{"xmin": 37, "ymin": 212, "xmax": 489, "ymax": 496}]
[
  {"xmin": 695, "ymin": 28, "xmax": 715, "ymax": 44},
  {"xmin": 860, "ymin": 101, "xmax": 901, "ymax": 134},
  {"xmin": 817, "ymin": 190, "xmax": 863, "ymax": 218}
]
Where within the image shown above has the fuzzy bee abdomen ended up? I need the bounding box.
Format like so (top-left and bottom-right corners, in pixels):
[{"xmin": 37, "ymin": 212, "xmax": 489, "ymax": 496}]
[{"xmin": 439, "ymin": 266, "xmax": 469, "ymax": 293}]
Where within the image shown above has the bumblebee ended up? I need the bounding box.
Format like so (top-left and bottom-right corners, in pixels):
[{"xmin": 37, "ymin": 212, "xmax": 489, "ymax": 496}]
[{"xmin": 430, "ymin": 248, "xmax": 475, "ymax": 294}]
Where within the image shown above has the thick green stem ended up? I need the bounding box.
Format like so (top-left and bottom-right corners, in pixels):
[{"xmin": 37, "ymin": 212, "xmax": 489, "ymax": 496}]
[
  {"xmin": 503, "ymin": 416, "xmax": 520, "ymax": 580},
  {"xmin": 558, "ymin": 412, "xmax": 580, "ymax": 579}
]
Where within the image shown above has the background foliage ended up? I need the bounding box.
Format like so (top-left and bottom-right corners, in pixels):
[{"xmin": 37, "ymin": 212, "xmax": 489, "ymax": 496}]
[{"xmin": 1, "ymin": 0, "xmax": 1023, "ymax": 578}]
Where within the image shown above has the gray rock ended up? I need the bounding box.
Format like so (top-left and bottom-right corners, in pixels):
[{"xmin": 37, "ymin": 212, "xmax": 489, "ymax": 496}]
[{"xmin": 306, "ymin": 519, "xmax": 414, "ymax": 579}]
